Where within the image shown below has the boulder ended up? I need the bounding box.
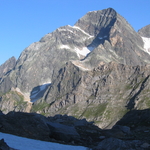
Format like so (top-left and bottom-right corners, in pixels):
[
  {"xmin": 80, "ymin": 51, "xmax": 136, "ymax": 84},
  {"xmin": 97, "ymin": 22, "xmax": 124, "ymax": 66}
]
[
  {"xmin": 0, "ymin": 139, "xmax": 10, "ymax": 150},
  {"xmin": 0, "ymin": 112, "xmax": 51, "ymax": 141},
  {"xmin": 93, "ymin": 137, "xmax": 143, "ymax": 150},
  {"xmin": 47, "ymin": 122, "xmax": 80, "ymax": 143},
  {"xmin": 112, "ymin": 125, "xmax": 131, "ymax": 135}
]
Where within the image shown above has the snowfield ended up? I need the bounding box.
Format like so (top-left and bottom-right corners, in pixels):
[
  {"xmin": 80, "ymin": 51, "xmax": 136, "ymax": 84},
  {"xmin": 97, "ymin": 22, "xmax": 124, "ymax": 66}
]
[
  {"xmin": 141, "ymin": 36, "xmax": 150, "ymax": 54},
  {"xmin": 0, "ymin": 132, "xmax": 89, "ymax": 150}
]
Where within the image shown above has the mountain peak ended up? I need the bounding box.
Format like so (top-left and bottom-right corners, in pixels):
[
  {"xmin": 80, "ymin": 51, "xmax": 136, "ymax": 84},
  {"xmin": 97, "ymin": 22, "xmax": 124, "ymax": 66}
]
[
  {"xmin": 74, "ymin": 8, "xmax": 117, "ymax": 37},
  {"xmin": 103, "ymin": 7, "xmax": 117, "ymax": 13}
]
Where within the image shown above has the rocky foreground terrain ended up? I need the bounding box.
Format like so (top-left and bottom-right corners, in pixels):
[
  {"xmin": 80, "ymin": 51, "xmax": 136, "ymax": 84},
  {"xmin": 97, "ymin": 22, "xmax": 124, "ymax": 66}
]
[
  {"xmin": 1, "ymin": 111, "xmax": 150, "ymax": 149},
  {"xmin": 0, "ymin": 8, "xmax": 150, "ymax": 149}
]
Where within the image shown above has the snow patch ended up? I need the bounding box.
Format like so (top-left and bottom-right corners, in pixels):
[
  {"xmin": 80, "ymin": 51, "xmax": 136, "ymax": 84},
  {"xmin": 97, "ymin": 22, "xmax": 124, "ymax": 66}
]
[
  {"xmin": 30, "ymin": 82, "xmax": 51, "ymax": 102},
  {"xmin": 59, "ymin": 44, "xmax": 92, "ymax": 58},
  {"xmin": 73, "ymin": 26, "xmax": 94, "ymax": 38},
  {"xmin": 57, "ymin": 28, "xmax": 74, "ymax": 34},
  {"xmin": 141, "ymin": 37, "xmax": 150, "ymax": 55},
  {"xmin": 75, "ymin": 47, "xmax": 91, "ymax": 57},
  {"xmin": 59, "ymin": 45, "xmax": 70, "ymax": 49},
  {"xmin": 0, "ymin": 132, "xmax": 88, "ymax": 150}
]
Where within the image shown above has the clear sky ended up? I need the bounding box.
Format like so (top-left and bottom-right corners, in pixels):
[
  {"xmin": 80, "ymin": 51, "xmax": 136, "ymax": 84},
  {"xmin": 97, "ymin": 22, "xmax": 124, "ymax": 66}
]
[{"xmin": 0, "ymin": 0, "xmax": 150, "ymax": 65}]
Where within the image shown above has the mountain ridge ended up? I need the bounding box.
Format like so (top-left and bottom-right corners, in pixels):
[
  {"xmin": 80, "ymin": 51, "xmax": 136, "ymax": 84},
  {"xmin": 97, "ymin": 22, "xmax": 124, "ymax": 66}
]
[{"xmin": 0, "ymin": 8, "xmax": 150, "ymax": 129}]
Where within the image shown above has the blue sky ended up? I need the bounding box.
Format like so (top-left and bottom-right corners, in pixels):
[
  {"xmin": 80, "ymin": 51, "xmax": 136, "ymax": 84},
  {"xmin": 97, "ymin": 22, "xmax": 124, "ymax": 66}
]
[{"xmin": 0, "ymin": 0, "xmax": 150, "ymax": 65}]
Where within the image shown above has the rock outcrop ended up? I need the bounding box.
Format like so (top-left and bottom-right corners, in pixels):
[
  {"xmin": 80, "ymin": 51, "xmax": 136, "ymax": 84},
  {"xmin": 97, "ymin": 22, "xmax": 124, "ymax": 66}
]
[
  {"xmin": 0, "ymin": 57, "xmax": 16, "ymax": 79},
  {"xmin": 0, "ymin": 139, "xmax": 11, "ymax": 150}
]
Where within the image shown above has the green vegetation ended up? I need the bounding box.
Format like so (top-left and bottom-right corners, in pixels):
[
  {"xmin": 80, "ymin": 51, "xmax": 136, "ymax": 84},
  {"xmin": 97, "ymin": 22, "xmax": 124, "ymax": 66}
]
[
  {"xmin": 118, "ymin": 108, "xmax": 129, "ymax": 118},
  {"xmin": 81, "ymin": 103, "xmax": 107, "ymax": 119},
  {"xmin": 125, "ymin": 84, "xmax": 133, "ymax": 90},
  {"xmin": 104, "ymin": 109, "xmax": 112, "ymax": 120},
  {"xmin": 0, "ymin": 90, "xmax": 29, "ymax": 112},
  {"xmin": 88, "ymin": 95, "xmax": 96, "ymax": 100},
  {"xmin": 145, "ymin": 97, "xmax": 150, "ymax": 107},
  {"xmin": 0, "ymin": 92, "xmax": 5, "ymax": 97},
  {"xmin": 14, "ymin": 98, "xmax": 28, "ymax": 110},
  {"xmin": 31, "ymin": 102, "xmax": 50, "ymax": 112},
  {"xmin": 71, "ymin": 104, "xmax": 84, "ymax": 118}
]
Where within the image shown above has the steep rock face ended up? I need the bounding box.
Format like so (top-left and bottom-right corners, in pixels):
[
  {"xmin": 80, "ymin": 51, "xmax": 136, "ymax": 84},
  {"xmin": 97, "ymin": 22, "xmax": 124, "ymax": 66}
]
[
  {"xmin": 33, "ymin": 62, "xmax": 150, "ymax": 128},
  {"xmin": 76, "ymin": 8, "xmax": 150, "ymax": 67},
  {"xmin": 0, "ymin": 57, "xmax": 16, "ymax": 79}
]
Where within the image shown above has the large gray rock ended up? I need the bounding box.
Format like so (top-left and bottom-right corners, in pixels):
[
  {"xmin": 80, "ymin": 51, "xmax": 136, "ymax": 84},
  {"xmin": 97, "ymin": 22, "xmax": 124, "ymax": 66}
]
[
  {"xmin": 112, "ymin": 125, "xmax": 131, "ymax": 135},
  {"xmin": 0, "ymin": 112, "xmax": 51, "ymax": 141},
  {"xmin": 47, "ymin": 122, "xmax": 80, "ymax": 143},
  {"xmin": 0, "ymin": 139, "xmax": 10, "ymax": 150},
  {"xmin": 94, "ymin": 137, "xmax": 143, "ymax": 150}
]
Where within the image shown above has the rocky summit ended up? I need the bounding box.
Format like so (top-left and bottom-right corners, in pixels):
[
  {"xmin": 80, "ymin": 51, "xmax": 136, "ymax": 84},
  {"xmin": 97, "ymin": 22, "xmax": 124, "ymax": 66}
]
[{"xmin": 0, "ymin": 8, "xmax": 150, "ymax": 149}]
